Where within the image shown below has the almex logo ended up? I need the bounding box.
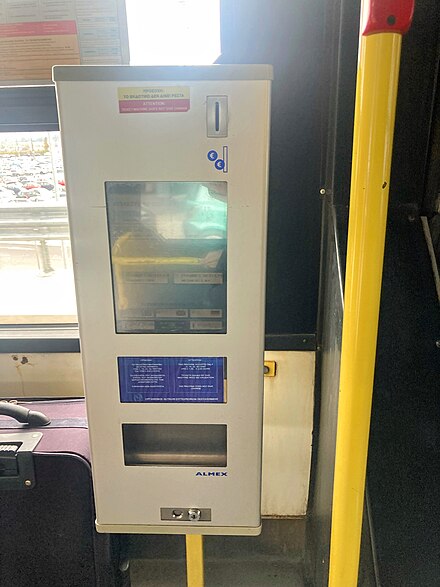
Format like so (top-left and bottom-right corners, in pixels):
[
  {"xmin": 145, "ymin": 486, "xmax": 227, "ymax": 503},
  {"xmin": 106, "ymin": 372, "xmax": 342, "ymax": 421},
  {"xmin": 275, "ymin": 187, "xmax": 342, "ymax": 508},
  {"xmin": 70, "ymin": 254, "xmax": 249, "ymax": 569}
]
[{"xmin": 196, "ymin": 472, "xmax": 227, "ymax": 477}]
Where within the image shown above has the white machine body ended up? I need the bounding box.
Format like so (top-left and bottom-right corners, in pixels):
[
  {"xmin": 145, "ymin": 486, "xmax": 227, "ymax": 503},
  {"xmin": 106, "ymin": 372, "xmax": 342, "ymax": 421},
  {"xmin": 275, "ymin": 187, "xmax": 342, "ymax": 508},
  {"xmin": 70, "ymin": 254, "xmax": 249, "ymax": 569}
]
[{"xmin": 53, "ymin": 65, "xmax": 272, "ymax": 535}]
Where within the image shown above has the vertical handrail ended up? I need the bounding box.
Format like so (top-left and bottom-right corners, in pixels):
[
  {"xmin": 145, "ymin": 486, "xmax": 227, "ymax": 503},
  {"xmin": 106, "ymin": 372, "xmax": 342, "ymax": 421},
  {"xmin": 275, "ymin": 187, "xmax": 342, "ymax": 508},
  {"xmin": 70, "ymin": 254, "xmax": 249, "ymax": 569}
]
[
  {"xmin": 186, "ymin": 534, "xmax": 204, "ymax": 587},
  {"xmin": 328, "ymin": 1, "xmax": 414, "ymax": 585}
]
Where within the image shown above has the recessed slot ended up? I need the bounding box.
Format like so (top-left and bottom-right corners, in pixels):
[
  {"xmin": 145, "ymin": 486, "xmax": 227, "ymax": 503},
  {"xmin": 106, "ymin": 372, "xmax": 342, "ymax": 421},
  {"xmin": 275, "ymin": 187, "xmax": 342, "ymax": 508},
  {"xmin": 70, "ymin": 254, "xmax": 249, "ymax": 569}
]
[
  {"xmin": 122, "ymin": 423, "xmax": 227, "ymax": 467},
  {"xmin": 206, "ymin": 96, "xmax": 228, "ymax": 137},
  {"xmin": 215, "ymin": 101, "xmax": 220, "ymax": 131}
]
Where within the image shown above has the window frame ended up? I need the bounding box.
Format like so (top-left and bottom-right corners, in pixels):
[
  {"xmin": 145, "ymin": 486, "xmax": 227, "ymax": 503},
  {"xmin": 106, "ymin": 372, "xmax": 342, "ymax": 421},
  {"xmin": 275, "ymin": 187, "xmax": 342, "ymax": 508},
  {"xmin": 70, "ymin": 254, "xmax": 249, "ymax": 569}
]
[{"xmin": 0, "ymin": 85, "xmax": 80, "ymax": 353}]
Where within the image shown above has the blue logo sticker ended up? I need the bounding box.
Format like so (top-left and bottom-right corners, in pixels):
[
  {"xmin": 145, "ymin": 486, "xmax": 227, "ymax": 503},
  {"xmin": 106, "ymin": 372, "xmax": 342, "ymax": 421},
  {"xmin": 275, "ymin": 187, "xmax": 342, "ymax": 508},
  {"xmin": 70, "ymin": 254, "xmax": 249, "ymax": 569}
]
[{"xmin": 207, "ymin": 147, "xmax": 228, "ymax": 173}]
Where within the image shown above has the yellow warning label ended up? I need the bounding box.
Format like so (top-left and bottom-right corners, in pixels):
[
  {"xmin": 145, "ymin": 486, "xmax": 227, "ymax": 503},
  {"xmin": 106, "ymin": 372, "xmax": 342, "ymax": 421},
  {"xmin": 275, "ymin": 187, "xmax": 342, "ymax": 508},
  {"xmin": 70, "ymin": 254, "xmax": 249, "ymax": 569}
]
[
  {"xmin": 118, "ymin": 87, "xmax": 189, "ymax": 100},
  {"xmin": 118, "ymin": 86, "xmax": 190, "ymax": 113}
]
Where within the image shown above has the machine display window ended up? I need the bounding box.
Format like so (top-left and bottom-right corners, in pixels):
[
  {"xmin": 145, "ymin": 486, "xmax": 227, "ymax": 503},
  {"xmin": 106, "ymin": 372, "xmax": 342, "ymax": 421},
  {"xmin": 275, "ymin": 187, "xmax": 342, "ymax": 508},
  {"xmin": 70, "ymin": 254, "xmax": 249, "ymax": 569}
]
[{"xmin": 105, "ymin": 181, "xmax": 227, "ymax": 334}]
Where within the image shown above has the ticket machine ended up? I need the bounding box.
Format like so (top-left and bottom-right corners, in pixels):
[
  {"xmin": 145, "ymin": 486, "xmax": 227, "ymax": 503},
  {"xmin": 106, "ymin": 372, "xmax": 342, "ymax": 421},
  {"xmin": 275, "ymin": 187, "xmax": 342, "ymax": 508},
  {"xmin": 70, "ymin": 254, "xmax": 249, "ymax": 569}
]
[{"xmin": 53, "ymin": 65, "xmax": 272, "ymax": 534}]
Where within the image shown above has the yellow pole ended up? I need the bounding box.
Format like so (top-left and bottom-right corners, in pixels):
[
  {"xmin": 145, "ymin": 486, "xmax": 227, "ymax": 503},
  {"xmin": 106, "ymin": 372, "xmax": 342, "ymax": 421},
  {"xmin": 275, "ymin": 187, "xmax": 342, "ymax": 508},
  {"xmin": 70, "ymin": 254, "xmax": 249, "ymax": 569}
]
[
  {"xmin": 186, "ymin": 534, "xmax": 204, "ymax": 587},
  {"xmin": 328, "ymin": 2, "xmax": 413, "ymax": 581}
]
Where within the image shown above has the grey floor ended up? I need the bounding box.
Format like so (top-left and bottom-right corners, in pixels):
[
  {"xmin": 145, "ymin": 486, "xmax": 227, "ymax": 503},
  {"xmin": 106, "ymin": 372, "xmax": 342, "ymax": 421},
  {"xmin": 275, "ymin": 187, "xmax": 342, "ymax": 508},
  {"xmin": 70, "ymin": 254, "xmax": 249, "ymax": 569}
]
[
  {"xmin": 128, "ymin": 519, "xmax": 309, "ymax": 587},
  {"xmin": 126, "ymin": 516, "xmax": 377, "ymax": 586},
  {"xmin": 131, "ymin": 558, "xmax": 305, "ymax": 586}
]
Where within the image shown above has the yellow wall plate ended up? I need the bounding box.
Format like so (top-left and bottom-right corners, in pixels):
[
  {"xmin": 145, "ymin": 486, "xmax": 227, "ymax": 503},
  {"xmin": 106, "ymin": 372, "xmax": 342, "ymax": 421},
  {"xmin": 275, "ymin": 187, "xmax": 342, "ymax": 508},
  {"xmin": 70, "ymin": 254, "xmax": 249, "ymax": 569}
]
[{"xmin": 263, "ymin": 361, "xmax": 277, "ymax": 377}]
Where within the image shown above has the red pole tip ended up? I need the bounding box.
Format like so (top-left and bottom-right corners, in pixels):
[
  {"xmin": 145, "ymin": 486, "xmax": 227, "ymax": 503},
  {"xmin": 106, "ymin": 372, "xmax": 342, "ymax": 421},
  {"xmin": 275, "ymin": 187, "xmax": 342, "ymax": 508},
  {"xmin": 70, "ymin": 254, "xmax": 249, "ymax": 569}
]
[{"xmin": 362, "ymin": 0, "xmax": 415, "ymax": 36}]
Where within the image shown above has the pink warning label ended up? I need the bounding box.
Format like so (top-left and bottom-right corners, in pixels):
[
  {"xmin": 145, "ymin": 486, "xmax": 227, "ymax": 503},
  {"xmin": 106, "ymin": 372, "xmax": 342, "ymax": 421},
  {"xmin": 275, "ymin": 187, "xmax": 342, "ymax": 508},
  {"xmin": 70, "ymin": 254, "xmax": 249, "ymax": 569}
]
[
  {"xmin": 119, "ymin": 98, "xmax": 190, "ymax": 113},
  {"xmin": 0, "ymin": 20, "xmax": 77, "ymax": 38}
]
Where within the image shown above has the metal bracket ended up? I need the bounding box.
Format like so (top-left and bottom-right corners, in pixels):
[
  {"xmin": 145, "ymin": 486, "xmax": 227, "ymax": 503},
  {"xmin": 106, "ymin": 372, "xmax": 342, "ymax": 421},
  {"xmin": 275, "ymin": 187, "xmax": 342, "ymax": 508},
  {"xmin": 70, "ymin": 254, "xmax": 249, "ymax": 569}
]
[
  {"xmin": 0, "ymin": 432, "xmax": 42, "ymax": 490},
  {"xmin": 161, "ymin": 508, "xmax": 212, "ymax": 522}
]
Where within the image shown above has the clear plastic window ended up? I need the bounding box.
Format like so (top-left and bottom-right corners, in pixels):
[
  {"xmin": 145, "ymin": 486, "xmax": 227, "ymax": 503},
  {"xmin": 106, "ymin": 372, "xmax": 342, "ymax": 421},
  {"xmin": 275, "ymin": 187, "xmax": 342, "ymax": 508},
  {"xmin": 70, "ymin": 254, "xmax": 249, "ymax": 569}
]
[
  {"xmin": 0, "ymin": 131, "xmax": 77, "ymax": 325},
  {"xmin": 106, "ymin": 181, "xmax": 227, "ymax": 334}
]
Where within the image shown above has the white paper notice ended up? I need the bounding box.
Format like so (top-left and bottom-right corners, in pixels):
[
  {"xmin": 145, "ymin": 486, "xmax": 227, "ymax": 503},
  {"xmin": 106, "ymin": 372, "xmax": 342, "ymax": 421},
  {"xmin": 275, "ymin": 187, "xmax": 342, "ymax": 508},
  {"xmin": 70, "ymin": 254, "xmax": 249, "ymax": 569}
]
[{"xmin": 0, "ymin": 0, "xmax": 129, "ymax": 82}]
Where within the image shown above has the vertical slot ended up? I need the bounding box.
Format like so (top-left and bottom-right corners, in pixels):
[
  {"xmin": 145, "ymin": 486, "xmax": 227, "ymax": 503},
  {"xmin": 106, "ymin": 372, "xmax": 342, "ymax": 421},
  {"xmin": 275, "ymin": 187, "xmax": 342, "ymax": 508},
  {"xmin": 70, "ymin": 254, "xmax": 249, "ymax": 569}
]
[
  {"xmin": 207, "ymin": 96, "xmax": 228, "ymax": 138},
  {"xmin": 215, "ymin": 101, "xmax": 220, "ymax": 132}
]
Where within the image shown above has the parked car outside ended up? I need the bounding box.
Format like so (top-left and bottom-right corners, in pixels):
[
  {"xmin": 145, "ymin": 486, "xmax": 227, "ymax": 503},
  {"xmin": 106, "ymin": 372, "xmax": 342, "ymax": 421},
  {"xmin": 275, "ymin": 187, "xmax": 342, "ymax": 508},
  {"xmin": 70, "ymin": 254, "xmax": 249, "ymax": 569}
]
[{"xmin": 26, "ymin": 187, "xmax": 54, "ymax": 202}]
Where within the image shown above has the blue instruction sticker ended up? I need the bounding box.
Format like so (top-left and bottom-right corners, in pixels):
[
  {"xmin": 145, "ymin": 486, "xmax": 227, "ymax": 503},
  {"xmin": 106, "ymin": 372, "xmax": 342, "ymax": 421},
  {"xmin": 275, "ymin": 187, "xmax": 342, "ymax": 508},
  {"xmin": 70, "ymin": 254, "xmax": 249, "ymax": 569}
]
[{"xmin": 118, "ymin": 356, "xmax": 225, "ymax": 403}]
